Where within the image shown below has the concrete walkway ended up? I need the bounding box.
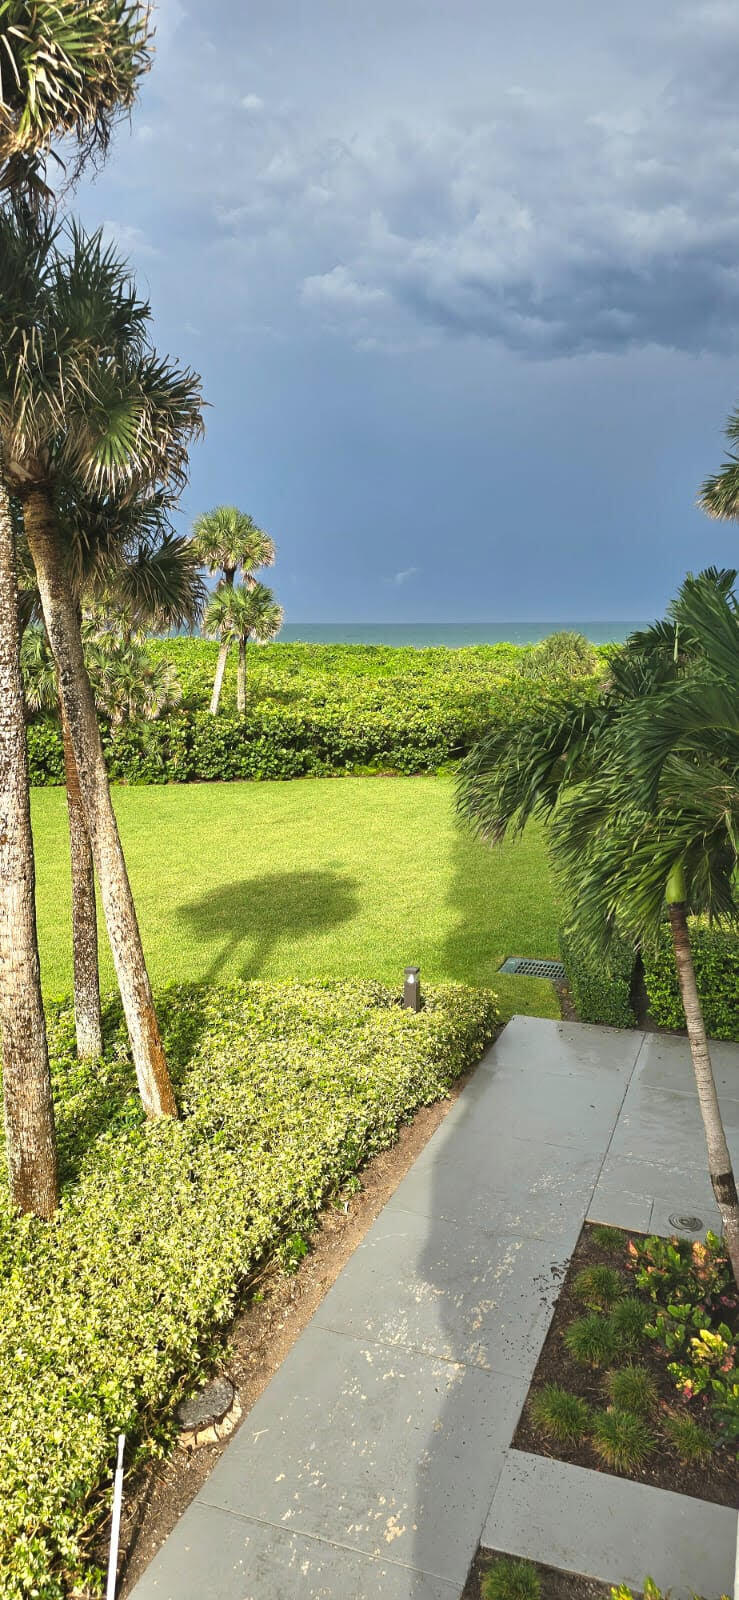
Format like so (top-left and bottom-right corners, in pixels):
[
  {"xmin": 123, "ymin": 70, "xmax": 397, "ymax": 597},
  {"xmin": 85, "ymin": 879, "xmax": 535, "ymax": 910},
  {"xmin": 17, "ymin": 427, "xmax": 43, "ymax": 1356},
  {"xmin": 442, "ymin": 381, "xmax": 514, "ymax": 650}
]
[{"xmin": 130, "ymin": 1018, "xmax": 739, "ymax": 1600}]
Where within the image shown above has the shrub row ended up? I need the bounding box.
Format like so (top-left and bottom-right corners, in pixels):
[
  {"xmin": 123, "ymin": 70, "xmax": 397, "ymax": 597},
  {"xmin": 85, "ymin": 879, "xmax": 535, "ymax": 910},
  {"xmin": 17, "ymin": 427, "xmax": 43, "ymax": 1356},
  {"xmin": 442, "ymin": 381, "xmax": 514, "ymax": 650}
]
[
  {"xmin": 559, "ymin": 926, "xmax": 637, "ymax": 1029},
  {"xmin": 642, "ymin": 921, "xmax": 739, "ymax": 1042},
  {"xmin": 27, "ymin": 682, "xmax": 549, "ymax": 785},
  {"xmin": 0, "ymin": 978, "xmax": 499, "ymax": 1598}
]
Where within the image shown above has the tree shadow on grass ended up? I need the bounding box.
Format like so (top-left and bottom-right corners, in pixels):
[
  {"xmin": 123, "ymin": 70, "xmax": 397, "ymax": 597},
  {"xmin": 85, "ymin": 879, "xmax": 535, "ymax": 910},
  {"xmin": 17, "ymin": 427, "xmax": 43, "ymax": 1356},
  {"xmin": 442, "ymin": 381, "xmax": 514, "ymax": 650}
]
[{"xmin": 178, "ymin": 868, "xmax": 361, "ymax": 984}]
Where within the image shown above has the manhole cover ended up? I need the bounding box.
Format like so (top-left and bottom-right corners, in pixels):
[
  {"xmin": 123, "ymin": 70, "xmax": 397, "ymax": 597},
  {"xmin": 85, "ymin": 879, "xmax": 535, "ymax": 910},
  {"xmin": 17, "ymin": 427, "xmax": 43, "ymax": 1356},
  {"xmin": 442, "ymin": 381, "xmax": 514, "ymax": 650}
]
[
  {"xmin": 499, "ymin": 956, "xmax": 566, "ymax": 981},
  {"xmin": 668, "ymin": 1213, "xmax": 703, "ymax": 1233}
]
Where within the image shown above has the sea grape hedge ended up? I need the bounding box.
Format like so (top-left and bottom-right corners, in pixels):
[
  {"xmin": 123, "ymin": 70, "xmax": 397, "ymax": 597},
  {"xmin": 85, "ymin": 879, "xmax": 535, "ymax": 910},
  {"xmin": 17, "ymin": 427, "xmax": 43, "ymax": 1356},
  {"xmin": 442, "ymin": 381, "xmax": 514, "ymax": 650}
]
[
  {"xmin": 27, "ymin": 680, "xmax": 557, "ymax": 785},
  {"xmin": 0, "ymin": 978, "xmax": 499, "ymax": 1599},
  {"xmin": 642, "ymin": 921, "xmax": 739, "ymax": 1042}
]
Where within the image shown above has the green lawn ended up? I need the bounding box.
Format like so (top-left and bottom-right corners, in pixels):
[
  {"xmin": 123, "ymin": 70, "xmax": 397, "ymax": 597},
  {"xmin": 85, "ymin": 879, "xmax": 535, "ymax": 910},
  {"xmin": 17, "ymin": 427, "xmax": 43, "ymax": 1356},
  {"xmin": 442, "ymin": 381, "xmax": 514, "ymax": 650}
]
[{"xmin": 30, "ymin": 775, "xmax": 562, "ymax": 1020}]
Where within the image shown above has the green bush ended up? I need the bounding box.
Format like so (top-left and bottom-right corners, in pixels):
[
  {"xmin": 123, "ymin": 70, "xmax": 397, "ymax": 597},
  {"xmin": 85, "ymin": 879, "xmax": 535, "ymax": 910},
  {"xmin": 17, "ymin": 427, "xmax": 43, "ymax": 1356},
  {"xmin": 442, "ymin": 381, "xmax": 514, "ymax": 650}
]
[
  {"xmin": 482, "ymin": 1557, "xmax": 541, "ymax": 1600},
  {"xmin": 559, "ymin": 925, "xmax": 636, "ymax": 1028},
  {"xmin": 516, "ymin": 630, "xmax": 600, "ymax": 682},
  {"xmin": 0, "ymin": 979, "xmax": 498, "ymax": 1598},
  {"xmin": 642, "ymin": 920, "xmax": 739, "ymax": 1041},
  {"xmin": 27, "ymin": 681, "xmax": 552, "ymax": 786},
  {"xmin": 28, "ymin": 638, "xmax": 602, "ymax": 786}
]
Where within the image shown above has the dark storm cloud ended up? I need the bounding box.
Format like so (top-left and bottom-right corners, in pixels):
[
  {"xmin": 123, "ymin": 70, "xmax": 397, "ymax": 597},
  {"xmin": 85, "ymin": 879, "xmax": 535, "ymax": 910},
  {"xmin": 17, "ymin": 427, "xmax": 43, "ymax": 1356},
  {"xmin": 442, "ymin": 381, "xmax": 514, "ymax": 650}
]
[{"xmin": 104, "ymin": 0, "xmax": 739, "ymax": 361}]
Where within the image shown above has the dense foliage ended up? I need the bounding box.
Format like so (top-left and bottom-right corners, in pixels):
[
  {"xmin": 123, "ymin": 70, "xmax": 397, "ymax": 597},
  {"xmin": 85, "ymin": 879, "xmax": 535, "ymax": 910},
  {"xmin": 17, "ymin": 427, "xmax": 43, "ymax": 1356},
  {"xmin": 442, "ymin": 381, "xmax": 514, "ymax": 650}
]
[
  {"xmin": 0, "ymin": 978, "xmax": 498, "ymax": 1598},
  {"xmin": 559, "ymin": 925, "xmax": 636, "ymax": 1028},
  {"xmin": 27, "ymin": 638, "xmax": 603, "ymax": 784},
  {"xmin": 27, "ymin": 681, "xmax": 569, "ymax": 784},
  {"xmin": 641, "ymin": 921, "xmax": 739, "ymax": 1041}
]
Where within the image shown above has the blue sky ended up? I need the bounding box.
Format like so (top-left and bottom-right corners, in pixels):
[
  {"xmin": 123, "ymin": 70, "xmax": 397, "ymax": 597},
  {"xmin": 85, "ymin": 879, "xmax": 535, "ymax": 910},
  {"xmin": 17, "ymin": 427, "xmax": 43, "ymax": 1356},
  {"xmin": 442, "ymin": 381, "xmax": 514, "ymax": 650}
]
[{"xmin": 76, "ymin": 0, "xmax": 739, "ymax": 621}]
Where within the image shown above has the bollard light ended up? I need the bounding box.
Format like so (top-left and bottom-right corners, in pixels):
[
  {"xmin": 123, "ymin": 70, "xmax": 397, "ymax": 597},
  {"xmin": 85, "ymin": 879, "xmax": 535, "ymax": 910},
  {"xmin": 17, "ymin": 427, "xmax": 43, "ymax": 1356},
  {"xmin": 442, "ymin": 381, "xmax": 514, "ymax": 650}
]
[{"xmin": 403, "ymin": 966, "xmax": 421, "ymax": 1012}]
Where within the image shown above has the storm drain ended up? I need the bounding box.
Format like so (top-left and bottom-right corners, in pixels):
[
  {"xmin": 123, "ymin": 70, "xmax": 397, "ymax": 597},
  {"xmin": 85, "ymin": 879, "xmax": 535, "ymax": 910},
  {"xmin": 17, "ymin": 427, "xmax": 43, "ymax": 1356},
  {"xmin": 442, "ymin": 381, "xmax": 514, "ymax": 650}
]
[{"xmin": 498, "ymin": 956, "xmax": 566, "ymax": 981}]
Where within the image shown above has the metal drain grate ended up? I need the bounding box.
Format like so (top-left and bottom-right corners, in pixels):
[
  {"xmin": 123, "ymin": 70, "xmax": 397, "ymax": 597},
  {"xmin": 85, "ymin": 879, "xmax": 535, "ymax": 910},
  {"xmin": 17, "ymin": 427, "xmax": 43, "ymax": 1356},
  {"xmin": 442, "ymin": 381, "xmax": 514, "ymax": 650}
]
[{"xmin": 499, "ymin": 956, "xmax": 566, "ymax": 981}]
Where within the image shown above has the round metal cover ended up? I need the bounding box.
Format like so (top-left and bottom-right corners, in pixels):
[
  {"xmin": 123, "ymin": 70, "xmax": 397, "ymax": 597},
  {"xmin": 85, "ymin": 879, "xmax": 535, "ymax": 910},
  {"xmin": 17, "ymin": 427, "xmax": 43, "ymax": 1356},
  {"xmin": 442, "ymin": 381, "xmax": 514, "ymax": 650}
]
[{"xmin": 668, "ymin": 1213, "xmax": 703, "ymax": 1232}]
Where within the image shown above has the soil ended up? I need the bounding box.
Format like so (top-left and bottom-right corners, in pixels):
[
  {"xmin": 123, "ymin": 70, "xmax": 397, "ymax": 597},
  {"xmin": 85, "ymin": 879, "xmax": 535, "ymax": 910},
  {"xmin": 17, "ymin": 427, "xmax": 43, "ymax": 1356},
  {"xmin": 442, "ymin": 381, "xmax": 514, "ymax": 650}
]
[
  {"xmin": 512, "ymin": 1222, "xmax": 737, "ymax": 1508},
  {"xmin": 463, "ymin": 1552, "xmax": 612, "ymax": 1600},
  {"xmin": 96, "ymin": 1058, "xmax": 488, "ymax": 1597}
]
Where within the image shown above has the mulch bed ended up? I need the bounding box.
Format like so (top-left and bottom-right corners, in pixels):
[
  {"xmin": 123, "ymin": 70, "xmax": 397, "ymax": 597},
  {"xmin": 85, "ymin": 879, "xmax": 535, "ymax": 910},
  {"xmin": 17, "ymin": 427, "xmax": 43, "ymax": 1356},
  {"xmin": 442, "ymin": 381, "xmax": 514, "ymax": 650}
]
[
  {"xmin": 463, "ymin": 1552, "xmax": 612, "ymax": 1600},
  {"xmin": 512, "ymin": 1222, "xmax": 736, "ymax": 1507}
]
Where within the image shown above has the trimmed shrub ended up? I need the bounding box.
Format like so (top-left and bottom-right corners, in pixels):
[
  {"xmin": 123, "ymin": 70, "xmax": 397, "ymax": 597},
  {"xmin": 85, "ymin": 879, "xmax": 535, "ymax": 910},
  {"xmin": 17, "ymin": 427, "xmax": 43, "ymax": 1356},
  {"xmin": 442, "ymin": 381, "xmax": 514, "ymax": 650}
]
[
  {"xmin": 642, "ymin": 921, "xmax": 739, "ymax": 1042},
  {"xmin": 559, "ymin": 925, "xmax": 636, "ymax": 1028},
  {"xmin": 0, "ymin": 978, "xmax": 498, "ymax": 1598},
  {"xmin": 27, "ymin": 684, "xmax": 552, "ymax": 786}
]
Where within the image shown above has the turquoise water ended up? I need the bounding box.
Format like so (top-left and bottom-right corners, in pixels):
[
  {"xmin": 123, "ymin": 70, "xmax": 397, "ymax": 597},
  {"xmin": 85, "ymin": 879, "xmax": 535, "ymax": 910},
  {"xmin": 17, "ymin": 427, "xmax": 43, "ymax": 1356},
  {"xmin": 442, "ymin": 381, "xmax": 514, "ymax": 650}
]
[{"xmin": 277, "ymin": 621, "xmax": 646, "ymax": 647}]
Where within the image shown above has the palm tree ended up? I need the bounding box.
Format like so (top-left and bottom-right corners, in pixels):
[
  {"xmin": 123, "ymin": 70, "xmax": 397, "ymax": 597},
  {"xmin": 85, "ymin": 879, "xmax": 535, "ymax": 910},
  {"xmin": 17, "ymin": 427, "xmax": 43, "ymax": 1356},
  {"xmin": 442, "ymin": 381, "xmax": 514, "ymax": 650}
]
[
  {"xmin": 0, "ymin": 0, "xmax": 154, "ymax": 1213},
  {"xmin": 192, "ymin": 506, "xmax": 275, "ymax": 712},
  {"xmin": 699, "ymin": 405, "xmax": 739, "ymax": 521},
  {"xmin": 0, "ymin": 211, "xmax": 204, "ymax": 1117},
  {"xmin": 0, "ymin": 0, "xmax": 152, "ymax": 199},
  {"xmin": 203, "ymin": 581, "xmax": 283, "ymax": 714},
  {"xmin": 457, "ymin": 571, "xmax": 739, "ymax": 1283},
  {"xmin": 22, "ymin": 507, "xmax": 202, "ymax": 1060}
]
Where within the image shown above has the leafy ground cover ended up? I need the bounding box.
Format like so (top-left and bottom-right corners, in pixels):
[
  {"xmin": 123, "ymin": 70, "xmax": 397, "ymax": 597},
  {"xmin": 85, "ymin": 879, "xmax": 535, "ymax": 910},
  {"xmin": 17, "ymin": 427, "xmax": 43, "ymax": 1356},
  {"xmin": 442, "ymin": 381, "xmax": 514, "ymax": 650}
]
[
  {"xmin": 30, "ymin": 775, "xmax": 562, "ymax": 1020},
  {"xmin": 464, "ymin": 1556, "xmax": 729, "ymax": 1600},
  {"xmin": 0, "ymin": 978, "xmax": 499, "ymax": 1598},
  {"xmin": 514, "ymin": 1224, "xmax": 738, "ymax": 1506}
]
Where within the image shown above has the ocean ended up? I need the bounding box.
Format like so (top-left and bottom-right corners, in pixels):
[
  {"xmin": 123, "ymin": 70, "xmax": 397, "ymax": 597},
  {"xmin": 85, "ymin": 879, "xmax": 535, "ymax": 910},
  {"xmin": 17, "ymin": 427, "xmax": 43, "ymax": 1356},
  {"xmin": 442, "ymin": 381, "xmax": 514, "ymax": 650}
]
[{"xmin": 276, "ymin": 621, "xmax": 647, "ymax": 647}]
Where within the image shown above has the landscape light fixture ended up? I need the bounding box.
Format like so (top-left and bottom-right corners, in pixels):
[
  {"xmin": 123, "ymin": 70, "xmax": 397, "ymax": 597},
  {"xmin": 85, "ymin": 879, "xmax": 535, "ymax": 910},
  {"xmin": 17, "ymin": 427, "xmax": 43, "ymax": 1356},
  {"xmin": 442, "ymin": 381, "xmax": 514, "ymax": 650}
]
[{"xmin": 403, "ymin": 966, "xmax": 421, "ymax": 1012}]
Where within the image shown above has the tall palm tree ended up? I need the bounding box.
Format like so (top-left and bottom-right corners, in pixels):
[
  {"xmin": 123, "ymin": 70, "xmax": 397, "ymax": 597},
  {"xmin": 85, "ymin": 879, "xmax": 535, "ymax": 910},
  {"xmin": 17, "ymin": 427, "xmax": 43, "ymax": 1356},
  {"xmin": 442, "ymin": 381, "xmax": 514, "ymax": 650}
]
[
  {"xmin": 0, "ymin": 211, "xmax": 204, "ymax": 1117},
  {"xmin": 203, "ymin": 580, "xmax": 283, "ymax": 714},
  {"xmin": 0, "ymin": 2, "xmax": 154, "ymax": 1215},
  {"xmin": 21, "ymin": 506, "xmax": 203, "ymax": 1058},
  {"xmin": 192, "ymin": 506, "xmax": 275, "ymax": 712},
  {"xmin": 457, "ymin": 571, "xmax": 739, "ymax": 1283}
]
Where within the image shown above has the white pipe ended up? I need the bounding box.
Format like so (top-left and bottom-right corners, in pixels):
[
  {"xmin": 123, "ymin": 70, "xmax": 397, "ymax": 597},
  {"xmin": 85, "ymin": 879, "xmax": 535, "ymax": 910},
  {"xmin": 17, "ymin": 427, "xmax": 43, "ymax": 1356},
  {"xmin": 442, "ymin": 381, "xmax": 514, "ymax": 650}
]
[{"xmin": 105, "ymin": 1433, "xmax": 126, "ymax": 1600}]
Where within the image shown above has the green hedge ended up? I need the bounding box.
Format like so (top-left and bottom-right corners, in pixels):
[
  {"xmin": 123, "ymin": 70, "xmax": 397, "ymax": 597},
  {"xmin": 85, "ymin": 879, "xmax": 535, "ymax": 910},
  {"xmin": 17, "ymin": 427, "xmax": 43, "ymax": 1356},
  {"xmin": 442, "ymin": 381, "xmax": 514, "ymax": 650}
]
[
  {"xmin": 0, "ymin": 979, "xmax": 499, "ymax": 1598},
  {"xmin": 643, "ymin": 921, "xmax": 739, "ymax": 1041},
  {"xmin": 27, "ymin": 681, "xmax": 551, "ymax": 786},
  {"xmin": 560, "ymin": 926, "xmax": 636, "ymax": 1028}
]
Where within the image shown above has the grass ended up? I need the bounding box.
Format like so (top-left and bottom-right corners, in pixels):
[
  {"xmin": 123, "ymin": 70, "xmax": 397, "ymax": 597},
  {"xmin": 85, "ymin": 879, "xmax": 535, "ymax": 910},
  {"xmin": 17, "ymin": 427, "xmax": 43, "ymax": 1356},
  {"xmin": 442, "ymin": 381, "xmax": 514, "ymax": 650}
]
[{"xmin": 30, "ymin": 775, "xmax": 562, "ymax": 1019}]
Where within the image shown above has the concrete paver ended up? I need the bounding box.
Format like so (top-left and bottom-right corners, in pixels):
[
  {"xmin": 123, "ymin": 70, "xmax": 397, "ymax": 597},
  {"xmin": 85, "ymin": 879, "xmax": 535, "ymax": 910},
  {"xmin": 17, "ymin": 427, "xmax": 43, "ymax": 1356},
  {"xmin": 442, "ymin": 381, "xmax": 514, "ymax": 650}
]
[
  {"xmin": 130, "ymin": 1018, "xmax": 739, "ymax": 1600},
  {"xmin": 314, "ymin": 1208, "xmax": 571, "ymax": 1376},
  {"xmin": 195, "ymin": 1324, "xmax": 524, "ymax": 1587},
  {"xmin": 136, "ymin": 1502, "xmax": 459, "ymax": 1599},
  {"xmin": 482, "ymin": 1452, "xmax": 737, "ymax": 1600}
]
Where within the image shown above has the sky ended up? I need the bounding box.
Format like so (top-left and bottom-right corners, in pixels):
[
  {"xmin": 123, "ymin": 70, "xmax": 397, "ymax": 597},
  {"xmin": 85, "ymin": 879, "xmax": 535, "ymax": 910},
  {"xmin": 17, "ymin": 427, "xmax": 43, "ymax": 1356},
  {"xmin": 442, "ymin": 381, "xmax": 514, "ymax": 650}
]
[{"xmin": 74, "ymin": 0, "xmax": 739, "ymax": 622}]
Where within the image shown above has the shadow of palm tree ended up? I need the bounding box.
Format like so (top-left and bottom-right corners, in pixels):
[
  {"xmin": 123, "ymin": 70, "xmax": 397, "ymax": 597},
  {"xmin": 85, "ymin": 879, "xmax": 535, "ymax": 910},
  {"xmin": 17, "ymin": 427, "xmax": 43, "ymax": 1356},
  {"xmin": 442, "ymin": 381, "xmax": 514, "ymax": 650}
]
[{"xmin": 178, "ymin": 868, "xmax": 360, "ymax": 983}]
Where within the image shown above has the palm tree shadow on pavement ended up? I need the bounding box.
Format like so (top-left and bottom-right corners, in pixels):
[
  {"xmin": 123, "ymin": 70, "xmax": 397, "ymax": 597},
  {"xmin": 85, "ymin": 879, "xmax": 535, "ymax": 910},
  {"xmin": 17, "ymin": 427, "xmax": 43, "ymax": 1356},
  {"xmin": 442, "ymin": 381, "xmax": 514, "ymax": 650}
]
[{"xmin": 177, "ymin": 868, "xmax": 361, "ymax": 983}]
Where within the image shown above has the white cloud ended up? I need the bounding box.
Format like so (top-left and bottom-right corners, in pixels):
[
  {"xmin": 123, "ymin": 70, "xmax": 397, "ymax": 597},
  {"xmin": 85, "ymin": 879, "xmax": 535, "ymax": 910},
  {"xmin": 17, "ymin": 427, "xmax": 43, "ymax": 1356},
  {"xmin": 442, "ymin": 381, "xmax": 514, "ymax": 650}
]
[
  {"xmin": 241, "ymin": 93, "xmax": 264, "ymax": 112},
  {"xmin": 301, "ymin": 265, "xmax": 387, "ymax": 309},
  {"xmin": 390, "ymin": 566, "xmax": 419, "ymax": 585}
]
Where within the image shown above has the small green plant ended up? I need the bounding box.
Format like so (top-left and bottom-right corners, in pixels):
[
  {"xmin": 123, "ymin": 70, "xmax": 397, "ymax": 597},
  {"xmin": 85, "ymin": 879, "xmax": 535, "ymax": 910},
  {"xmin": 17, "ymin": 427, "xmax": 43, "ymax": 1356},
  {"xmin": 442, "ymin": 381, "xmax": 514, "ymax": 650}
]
[
  {"xmin": 574, "ymin": 1264, "xmax": 626, "ymax": 1311},
  {"xmin": 591, "ymin": 1408, "xmax": 655, "ymax": 1470},
  {"xmin": 609, "ymin": 1295, "xmax": 650, "ymax": 1350},
  {"xmin": 663, "ymin": 1411, "xmax": 715, "ymax": 1463},
  {"xmin": 482, "ymin": 1556, "xmax": 542, "ymax": 1600},
  {"xmin": 278, "ymin": 1232, "xmax": 309, "ymax": 1274},
  {"xmin": 591, "ymin": 1225, "xmax": 626, "ymax": 1253},
  {"xmin": 529, "ymin": 1383, "xmax": 591, "ymax": 1444},
  {"xmin": 604, "ymin": 1364, "xmax": 658, "ymax": 1416},
  {"xmin": 564, "ymin": 1313, "xmax": 619, "ymax": 1367}
]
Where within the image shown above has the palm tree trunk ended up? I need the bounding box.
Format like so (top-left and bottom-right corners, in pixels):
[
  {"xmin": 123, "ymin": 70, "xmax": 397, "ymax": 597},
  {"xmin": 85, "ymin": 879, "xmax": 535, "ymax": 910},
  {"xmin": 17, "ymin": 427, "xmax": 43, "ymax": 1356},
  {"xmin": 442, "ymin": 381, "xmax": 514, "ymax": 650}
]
[
  {"xmin": 0, "ymin": 474, "xmax": 58, "ymax": 1215},
  {"xmin": 237, "ymin": 637, "xmax": 246, "ymax": 715},
  {"xmin": 23, "ymin": 487, "xmax": 176, "ymax": 1119},
  {"xmin": 667, "ymin": 893, "xmax": 739, "ymax": 1284},
  {"xmin": 61, "ymin": 708, "xmax": 103, "ymax": 1059},
  {"xmin": 209, "ymin": 639, "xmax": 229, "ymax": 715}
]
